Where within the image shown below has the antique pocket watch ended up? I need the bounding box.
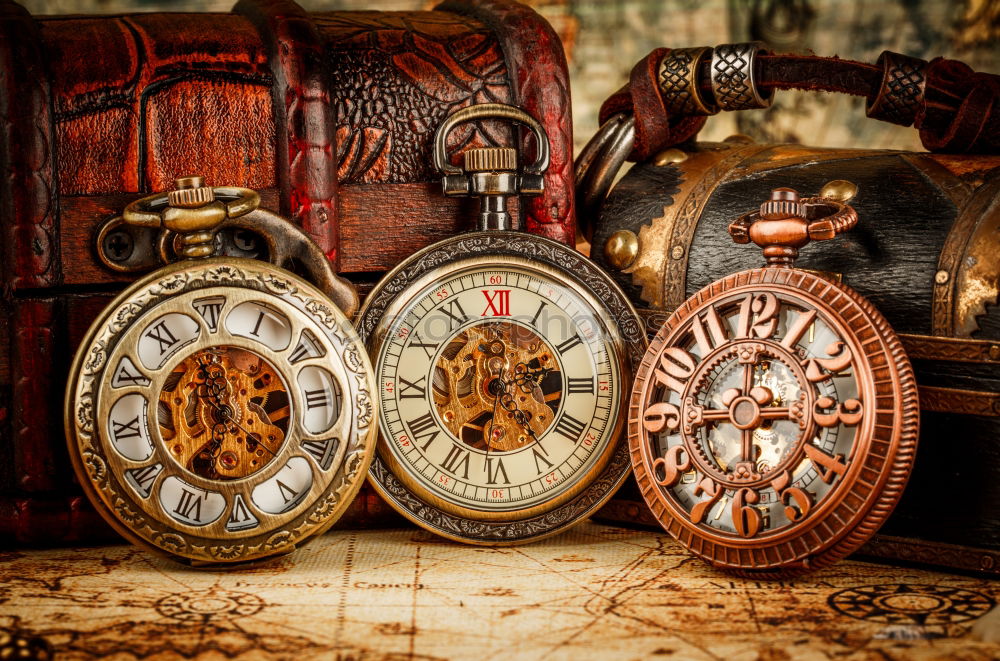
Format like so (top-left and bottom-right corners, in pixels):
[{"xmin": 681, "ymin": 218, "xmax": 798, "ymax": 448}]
[
  {"xmin": 629, "ymin": 188, "xmax": 919, "ymax": 575},
  {"xmin": 356, "ymin": 104, "xmax": 646, "ymax": 544},
  {"xmin": 66, "ymin": 177, "xmax": 377, "ymax": 564}
]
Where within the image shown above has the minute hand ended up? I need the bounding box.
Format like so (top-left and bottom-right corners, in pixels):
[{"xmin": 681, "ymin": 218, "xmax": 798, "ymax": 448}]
[{"xmin": 204, "ymin": 398, "xmax": 278, "ymax": 458}]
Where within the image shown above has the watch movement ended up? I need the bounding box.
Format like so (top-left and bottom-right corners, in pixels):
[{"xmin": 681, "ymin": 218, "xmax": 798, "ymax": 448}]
[
  {"xmin": 65, "ymin": 178, "xmax": 377, "ymax": 564},
  {"xmin": 356, "ymin": 104, "xmax": 646, "ymax": 544}
]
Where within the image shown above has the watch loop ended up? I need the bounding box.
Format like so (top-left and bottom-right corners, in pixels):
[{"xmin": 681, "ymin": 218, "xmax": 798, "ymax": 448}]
[
  {"xmin": 865, "ymin": 50, "xmax": 927, "ymax": 127},
  {"xmin": 658, "ymin": 46, "xmax": 717, "ymax": 116},
  {"xmin": 709, "ymin": 42, "xmax": 773, "ymax": 111}
]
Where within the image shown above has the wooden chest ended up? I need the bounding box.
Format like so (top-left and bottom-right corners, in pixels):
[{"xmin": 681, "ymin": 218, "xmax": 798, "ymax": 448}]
[{"xmin": 0, "ymin": 0, "xmax": 573, "ymax": 544}]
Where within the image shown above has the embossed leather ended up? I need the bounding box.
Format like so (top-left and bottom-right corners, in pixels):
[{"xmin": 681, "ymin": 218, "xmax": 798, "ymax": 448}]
[
  {"xmin": 0, "ymin": 1, "xmax": 59, "ymax": 290},
  {"xmin": 441, "ymin": 0, "xmax": 575, "ymax": 244},
  {"xmin": 236, "ymin": 0, "xmax": 341, "ymax": 265},
  {"xmin": 0, "ymin": 0, "xmax": 573, "ymax": 544}
]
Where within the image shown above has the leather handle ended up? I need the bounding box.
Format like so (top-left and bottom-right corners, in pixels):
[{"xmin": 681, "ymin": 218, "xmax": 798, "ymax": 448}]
[{"xmin": 599, "ymin": 45, "xmax": 1000, "ymax": 160}]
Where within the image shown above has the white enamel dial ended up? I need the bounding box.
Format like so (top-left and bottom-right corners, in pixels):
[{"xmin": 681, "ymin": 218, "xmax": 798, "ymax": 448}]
[{"xmin": 373, "ymin": 261, "xmax": 623, "ymax": 517}]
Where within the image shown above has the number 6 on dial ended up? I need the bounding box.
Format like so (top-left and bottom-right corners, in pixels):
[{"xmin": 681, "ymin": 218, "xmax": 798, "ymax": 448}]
[{"xmin": 628, "ymin": 187, "xmax": 918, "ymax": 576}]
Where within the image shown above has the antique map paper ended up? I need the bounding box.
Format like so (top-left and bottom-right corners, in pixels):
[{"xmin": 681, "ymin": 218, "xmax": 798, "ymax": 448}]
[{"xmin": 1, "ymin": 523, "xmax": 998, "ymax": 660}]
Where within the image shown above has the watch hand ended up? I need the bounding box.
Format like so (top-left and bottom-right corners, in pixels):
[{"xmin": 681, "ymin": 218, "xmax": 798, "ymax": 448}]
[
  {"xmin": 513, "ymin": 363, "xmax": 554, "ymax": 391},
  {"xmin": 498, "ymin": 377, "xmax": 545, "ymax": 450},
  {"xmin": 485, "ymin": 366, "xmax": 505, "ymax": 454},
  {"xmin": 203, "ymin": 396, "xmax": 278, "ymax": 459},
  {"xmin": 740, "ymin": 363, "xmax": 754, "ymax": 463}
]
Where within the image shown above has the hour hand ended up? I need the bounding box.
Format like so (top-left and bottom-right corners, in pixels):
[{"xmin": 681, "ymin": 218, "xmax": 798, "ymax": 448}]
[{"xmin": 513, "ymin": 363, "xmax": 552, "ymax": 388}]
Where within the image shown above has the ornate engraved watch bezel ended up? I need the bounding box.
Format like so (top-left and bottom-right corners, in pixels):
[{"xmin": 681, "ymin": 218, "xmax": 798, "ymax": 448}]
[
  {"xmin": 357, "ymin": 231, "xmax": 647, "ymax": 545},
  {"xmin": 368, "ymin": 256, "xmax": 621, "ymax": 521},
  {"xmin": 65, "ymin": 257, "xmax": 377, "ymax": 565},
  {"xmin": 629, "ymin": 267, "xmax": 919, "ymax": 575}
]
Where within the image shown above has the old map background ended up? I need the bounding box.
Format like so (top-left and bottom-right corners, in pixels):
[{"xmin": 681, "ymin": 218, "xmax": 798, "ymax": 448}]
[{"xmin": 3, "ymin": 523, "xmax": 999, "ymax": 659}]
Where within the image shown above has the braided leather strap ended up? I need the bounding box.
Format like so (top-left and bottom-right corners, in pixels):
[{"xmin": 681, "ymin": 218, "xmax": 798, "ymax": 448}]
[
  {"xmin": 599, "ymin": 45, "xmax": 1000, "ymax": 160},
  {"xmin": 600, "ymin": 47, "xmax": 708, "ymax": 165}
]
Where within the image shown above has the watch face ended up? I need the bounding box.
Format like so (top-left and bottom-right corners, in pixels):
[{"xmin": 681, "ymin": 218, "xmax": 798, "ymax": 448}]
[
  {"xmin": 629, "ymin": 268, "xmax": 918, "ymax": 574},
  {"xmin": 66, "ymin": 259, "xmax": 376, "ymax": 564},
  {"xmin": 357, "ymin": 233, "xmax": 645, "ymax": 543}
]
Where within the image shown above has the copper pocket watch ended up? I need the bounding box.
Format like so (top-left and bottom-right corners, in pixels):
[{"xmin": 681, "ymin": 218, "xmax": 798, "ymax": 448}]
[
  {"xmin": 629, "ymin": 188, "xmax": 919, "ymax": 575},
  {"xmin": 65, "ymin": 178, "xmax": 377, "ymax": 564},
  {"xmin": 356, "ymin": 104, "xmax": 646, "ymax": 544}
]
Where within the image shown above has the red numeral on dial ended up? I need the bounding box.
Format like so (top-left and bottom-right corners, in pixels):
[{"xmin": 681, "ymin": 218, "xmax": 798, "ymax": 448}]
[{"xmin": 481, "ymin": 289, "xmax": 510, "ymax": 316}]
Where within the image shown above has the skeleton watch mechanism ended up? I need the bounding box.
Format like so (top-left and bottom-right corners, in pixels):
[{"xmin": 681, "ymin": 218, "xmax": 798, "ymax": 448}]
[
  {"xmin": 629, "ymin": 188, "xmax": 919, "ymax": 575},
  {"xmin": 356, "ymin": 104, "xmax": 646, "ymax": 544},
  {"xmin": 65, "ymin": 177, "xmax": 376, "ymax": 564}
]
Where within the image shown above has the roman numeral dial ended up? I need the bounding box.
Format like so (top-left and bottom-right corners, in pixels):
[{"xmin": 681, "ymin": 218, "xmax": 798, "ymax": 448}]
[
  {"xmin": 137, "ymin": 313, "xmax": 200, "ymax": 369},
  {"xmin": 373, "ymin": 265, "xmax": 624, "ymax": 515},
  {"xmin": 69, "ymin": 253, "xmax": 376, "ymax": 565}
]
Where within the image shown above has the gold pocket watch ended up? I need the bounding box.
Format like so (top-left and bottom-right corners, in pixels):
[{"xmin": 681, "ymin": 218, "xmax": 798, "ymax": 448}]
[
  {"xmin": 356, "ymin": 104, "xmax": 646, "ymax": 544},
  {"xmin": 66, "ymin": 177, "xmax": 376, "ymax": 564},
  {"xmin": 629, "ymin": 188, "xmax": 919, "ymax": 575}
]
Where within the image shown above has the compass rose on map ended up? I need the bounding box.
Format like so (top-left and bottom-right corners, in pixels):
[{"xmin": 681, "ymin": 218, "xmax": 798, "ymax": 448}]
[
  {"xmin": 829, "ymin": 584, "xmax": 995, "ymax": 626},
  {"xmin": 155, "ymin": 590, "xmax": 264, "ymax": 623}
]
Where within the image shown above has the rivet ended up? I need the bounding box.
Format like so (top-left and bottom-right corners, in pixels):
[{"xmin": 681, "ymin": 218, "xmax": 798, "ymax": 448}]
[
  {"xmin": 653, "ymin": 148, "xmax": 688, "ymax": 166},
  {"xmin": 102, "ymin": 229, "xmax": 134, "ymax": 262},
  {"xmin": 820, "ymin": 179, "xmax": 859, "ymax": 203},
  {"xmin": 604, "ymin": 229, "xmax": 639, "ymax": 270},
  {"xmin": 671, "ymin": 245, "xmax": 685, "ymax": 260},
  {"xmin": 934, "ymin": 270, "xmax": 949, "ymax": 285},
  {"xmin": 723, "ymin": 133, "xmax": 756, "ymax": 144}
]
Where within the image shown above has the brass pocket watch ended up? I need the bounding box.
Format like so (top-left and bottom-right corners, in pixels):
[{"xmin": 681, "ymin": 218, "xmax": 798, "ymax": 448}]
[
  {"xmin": 356, "ymin": 104, "xmax": 646, "ymax": 544},
  {"xmin": 629, "ymin": 188, "xmax": 919, "ymax": 575},
  {"xmin": 66, "ymin": 177, "xmax": 376, "ymax": 564}
]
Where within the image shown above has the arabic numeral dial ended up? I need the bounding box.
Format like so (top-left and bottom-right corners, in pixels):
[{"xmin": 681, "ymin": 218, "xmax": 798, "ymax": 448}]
[{"xmin": 639, "ymin": 291, "xmax": 869, "ymax": 539}]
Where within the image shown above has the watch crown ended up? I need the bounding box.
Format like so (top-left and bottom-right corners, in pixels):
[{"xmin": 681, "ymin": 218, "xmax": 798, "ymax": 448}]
[
  {"xmin": 759, "ymin": 188, "xmax": 804, "ymax": 220},
  {"xmin": 730, "ymin": 186, "xmax": 859, "ymax": 267},
  {"xmin": 168, "ymin": 175, "xmax": 216, "ymax": 208},
  {"xmin": 463, "ymin": 147, "xmax": 518, "ymax": 173}
]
